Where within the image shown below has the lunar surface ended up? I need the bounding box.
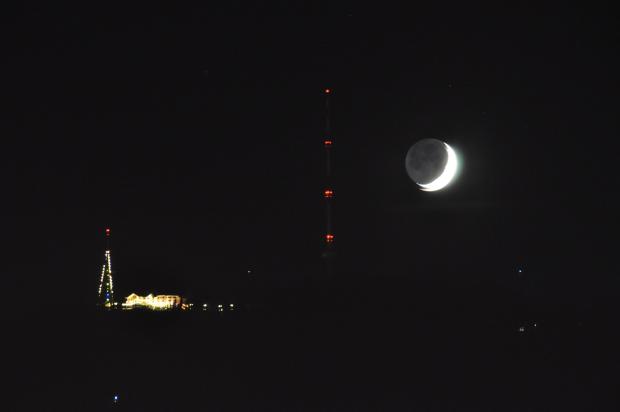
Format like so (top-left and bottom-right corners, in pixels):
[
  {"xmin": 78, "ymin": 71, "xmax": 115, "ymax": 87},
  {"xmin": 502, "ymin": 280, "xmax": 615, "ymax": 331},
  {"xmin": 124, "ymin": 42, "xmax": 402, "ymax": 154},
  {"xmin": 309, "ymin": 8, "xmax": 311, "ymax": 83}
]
[{"xmin": 405, "ymin": 139, "xmax": 458, "ymax": 191}]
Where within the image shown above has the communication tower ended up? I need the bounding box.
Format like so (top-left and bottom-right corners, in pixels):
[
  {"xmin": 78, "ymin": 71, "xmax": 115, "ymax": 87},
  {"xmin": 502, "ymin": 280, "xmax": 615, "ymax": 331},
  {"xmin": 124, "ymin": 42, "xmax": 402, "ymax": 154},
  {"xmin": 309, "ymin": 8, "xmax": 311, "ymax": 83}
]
[
  {"xmin": 97, "ymin": 228, "xmax": 114, "ymax": 307},
  {"xmin": 322, "ymin": 88, "xmax": 335, "ymax": 273}
]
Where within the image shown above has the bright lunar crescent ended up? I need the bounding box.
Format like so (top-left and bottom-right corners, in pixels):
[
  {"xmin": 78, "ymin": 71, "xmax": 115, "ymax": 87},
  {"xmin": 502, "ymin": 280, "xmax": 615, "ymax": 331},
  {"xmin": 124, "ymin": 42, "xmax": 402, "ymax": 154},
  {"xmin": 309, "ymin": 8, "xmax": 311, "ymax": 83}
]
[{"xmin": 405, "ymin": 139, "xmax": 458, "ymax": 191}]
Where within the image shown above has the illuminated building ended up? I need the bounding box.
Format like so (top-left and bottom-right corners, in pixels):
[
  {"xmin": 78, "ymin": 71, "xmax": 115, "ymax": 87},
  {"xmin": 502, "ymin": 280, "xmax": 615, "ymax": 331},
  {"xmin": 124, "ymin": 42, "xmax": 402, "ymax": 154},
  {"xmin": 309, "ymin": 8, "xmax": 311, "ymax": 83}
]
[
  {"xmin": 97, "ymin": 228, "xmax": 114, "ymax": 307},
  {"xmin": 122, "ymin": 293, "xmax": 182, "ymax": 310},
  {"xmin": 94, "ymin": 228, "xmax": 196, "ymax": 311}
]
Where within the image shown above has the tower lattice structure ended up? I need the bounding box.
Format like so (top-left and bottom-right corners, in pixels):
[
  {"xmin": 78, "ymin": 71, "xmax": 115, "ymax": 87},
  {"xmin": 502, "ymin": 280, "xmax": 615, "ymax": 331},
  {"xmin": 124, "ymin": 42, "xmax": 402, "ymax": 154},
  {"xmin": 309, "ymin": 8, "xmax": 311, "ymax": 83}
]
[
  {"xmin": 322, "ymin": 88, "xmax": 335, "ymax": 272},
  {"xmin": 97, "ymin": 228, "xmax": 114, "ymax": 307}
]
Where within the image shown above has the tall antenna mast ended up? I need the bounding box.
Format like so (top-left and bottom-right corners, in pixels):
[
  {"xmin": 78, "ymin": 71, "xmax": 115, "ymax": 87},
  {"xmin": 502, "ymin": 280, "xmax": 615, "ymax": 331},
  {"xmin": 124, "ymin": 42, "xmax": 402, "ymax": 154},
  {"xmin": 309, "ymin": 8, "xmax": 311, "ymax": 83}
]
[
  {"xmin": 97, "ymin": 227, "xmax": 114, "ymax": 307},
  {"xmin": 322, "ymin": 88, "xmax": 335, "ymax": 274}
]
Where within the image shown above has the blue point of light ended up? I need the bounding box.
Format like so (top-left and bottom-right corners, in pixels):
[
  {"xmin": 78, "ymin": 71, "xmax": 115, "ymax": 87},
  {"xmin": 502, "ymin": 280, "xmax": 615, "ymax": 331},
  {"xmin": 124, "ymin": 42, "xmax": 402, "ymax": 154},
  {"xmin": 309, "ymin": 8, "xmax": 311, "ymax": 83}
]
[{"xmin": 113, "ymin": 395, "xmax": 118, "ymax": 402}]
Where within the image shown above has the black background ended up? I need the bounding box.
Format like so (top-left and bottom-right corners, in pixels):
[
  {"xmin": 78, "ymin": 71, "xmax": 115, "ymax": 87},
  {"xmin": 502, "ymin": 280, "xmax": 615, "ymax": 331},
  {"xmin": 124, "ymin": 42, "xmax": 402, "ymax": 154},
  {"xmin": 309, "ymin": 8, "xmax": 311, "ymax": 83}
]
[
  {"xmin": 5, "ymin": 3, "xmax": 620, "ymax": 410},
  {"xmin": 5, "ymin": 4, "xmax": 617, "ymax": 305}
]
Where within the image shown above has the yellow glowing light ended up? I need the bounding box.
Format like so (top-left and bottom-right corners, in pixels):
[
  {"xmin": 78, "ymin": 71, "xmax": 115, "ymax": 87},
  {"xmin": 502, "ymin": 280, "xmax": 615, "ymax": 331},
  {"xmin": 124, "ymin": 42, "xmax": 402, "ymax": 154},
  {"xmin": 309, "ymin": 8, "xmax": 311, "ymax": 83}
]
[{"xmin": 123, "ymin": 293, "xmax": 182, "ymax": 310}]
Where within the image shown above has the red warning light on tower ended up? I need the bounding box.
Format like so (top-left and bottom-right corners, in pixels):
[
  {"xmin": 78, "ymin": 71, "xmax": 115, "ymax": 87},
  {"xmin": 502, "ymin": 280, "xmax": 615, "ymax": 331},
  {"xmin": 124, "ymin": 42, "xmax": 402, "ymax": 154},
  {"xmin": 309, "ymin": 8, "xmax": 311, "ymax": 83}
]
[
  {"xmin": 324, "ymin": 88, "xmax": 331, "ymax": 94},
  {"xmin": 324, "ymin": 189, "xmax": 334, "ymax": 198},
  {"xmin": 106, "ymin": 228, "xmax": 111, "ymax": 236},
  {"xmin": 325, "ymin": 234, "xmax": 335, "ymax": 243},
  {"xmin": 324, "ymin": 139, "xmax": 333, "ymax": 147}
]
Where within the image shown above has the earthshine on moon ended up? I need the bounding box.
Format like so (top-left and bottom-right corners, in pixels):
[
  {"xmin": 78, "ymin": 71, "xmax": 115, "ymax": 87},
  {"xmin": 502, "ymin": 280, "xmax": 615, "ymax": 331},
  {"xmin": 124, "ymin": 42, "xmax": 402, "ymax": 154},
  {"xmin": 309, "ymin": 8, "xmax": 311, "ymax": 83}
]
[{"xmin": 405, "ymin": 139, "xmax": 458, "ymax": 191}]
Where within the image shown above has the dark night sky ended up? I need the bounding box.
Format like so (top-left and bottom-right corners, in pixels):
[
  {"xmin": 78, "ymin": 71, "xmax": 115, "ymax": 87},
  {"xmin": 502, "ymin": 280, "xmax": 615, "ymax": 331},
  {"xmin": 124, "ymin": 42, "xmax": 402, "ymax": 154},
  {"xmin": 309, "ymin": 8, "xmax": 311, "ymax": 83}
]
[{"xmin": 3, "ymin": 5, "xmax": 618, "ymax": 306}]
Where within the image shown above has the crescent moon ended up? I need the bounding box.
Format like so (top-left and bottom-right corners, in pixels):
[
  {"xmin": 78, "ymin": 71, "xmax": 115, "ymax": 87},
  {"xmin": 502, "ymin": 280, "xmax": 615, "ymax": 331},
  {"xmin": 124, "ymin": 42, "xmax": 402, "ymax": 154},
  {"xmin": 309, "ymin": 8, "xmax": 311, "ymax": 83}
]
[{"xmin": 418, "ymin": 142, "xmax": 458, "ymax": 191}]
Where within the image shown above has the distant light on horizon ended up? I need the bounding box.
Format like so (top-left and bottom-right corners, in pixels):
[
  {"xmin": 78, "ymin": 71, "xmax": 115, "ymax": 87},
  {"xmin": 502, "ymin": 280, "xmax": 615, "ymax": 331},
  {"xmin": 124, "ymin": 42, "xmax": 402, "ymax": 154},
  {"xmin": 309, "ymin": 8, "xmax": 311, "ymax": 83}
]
[{"xmin": 123, "ymin": 293, "xmax": 182, "ymax": 310}]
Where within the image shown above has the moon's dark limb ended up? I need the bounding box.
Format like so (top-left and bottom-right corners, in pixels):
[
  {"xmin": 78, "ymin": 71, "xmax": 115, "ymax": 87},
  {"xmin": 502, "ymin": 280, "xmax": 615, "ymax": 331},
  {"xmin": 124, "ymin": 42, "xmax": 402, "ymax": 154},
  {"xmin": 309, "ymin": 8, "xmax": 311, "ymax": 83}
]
[{"xmin": 405, "ymin": 139, "xmax": 449, "ymax": 185}]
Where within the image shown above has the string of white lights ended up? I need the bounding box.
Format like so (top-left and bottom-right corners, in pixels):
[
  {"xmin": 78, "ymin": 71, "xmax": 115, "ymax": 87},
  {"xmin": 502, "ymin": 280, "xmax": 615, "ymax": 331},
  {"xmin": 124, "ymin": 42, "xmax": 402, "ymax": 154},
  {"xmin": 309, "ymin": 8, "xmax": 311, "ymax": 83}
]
[{"xmin": 98, "ymin": 264, "xmax": 106, "ymax": 296}]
